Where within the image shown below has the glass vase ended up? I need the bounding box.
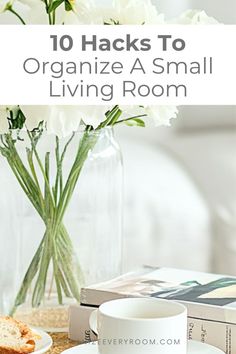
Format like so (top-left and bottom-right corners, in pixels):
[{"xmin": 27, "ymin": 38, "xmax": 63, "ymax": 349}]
[{"xmin": 0, "ymin": 127, "xmax": 123, "ymax": 331}]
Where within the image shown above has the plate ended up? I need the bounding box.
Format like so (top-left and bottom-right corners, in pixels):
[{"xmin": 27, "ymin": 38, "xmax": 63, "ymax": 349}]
[
  {"xmin": 62, "ymin": 340, "xmax": 224, "ymax": 353},
  {"xmin": 32, "ymin": 328, "xmax": 53, "ymax": 354}
]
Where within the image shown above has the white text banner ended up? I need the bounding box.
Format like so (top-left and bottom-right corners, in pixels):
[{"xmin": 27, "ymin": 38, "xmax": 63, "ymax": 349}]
[{"xmin": 0, "ymin": 25, "xmax": 235, "ymax": 105}]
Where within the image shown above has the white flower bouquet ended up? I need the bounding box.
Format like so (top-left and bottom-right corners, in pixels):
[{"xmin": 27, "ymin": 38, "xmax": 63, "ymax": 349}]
[{"xmin": 0, "ymin": 0, "xmax": 217, "ymax": 326}]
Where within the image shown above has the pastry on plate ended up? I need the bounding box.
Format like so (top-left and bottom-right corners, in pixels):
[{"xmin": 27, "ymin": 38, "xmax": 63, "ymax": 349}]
[{"xmin": 0, "ymin": 316, "xmax": 37, "ymax": 354}]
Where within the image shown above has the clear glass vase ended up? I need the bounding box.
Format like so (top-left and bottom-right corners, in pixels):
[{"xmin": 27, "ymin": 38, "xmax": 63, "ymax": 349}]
[{"xmin": 0, "ymin": 127, "xmax": 123, "ymax": 332}]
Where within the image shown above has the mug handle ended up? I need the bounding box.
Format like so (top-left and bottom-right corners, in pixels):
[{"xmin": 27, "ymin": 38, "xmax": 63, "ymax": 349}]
[{"xmin": 89, "ymin": 309, "xmax": 98, "ymax": 335}]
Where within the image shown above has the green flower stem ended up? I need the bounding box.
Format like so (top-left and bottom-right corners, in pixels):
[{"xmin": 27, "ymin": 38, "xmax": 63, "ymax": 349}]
[
  {"xmin": 10, "ymin": 221, "xmax": 80, "ymax": 313},
  {"xmin": 44, "ymin": 0, "xmax": 55, "ymax": 25},
  {"xmin": 51, "ymin": 235, "xmax": 63, "ymax": 303},
  {"xmin": 55, "ymin": 132, "xmax": 98, "ymax": 228},
  {"xmin": 54, "ymin": 133, "xmax": 75, "ymax": 205},
  {"xmin": 9, "ymin": 235, "xmax": 45, "ymax": 316},
  {"xmin": 7, "ymin": 7, "xmax": 26, "ymax": 25},
  {"xmin": 26, "ymin": 150, "xmax": 45, "ymax": 215},
  {"xmin": 2, "ymin": 129, "xmax": 98, "ymax": 314},
  {"xmin": 52, "ymin": 8, "xmax": 56, "ymax": 25},
  {"xmin": 27, "ymin": 131, "xmax": 55, "ymax": 210},
  {"xmin": 54, "ymin": 137, "xmax": 61, "ymax": 204},
  {"xmin": 114, "ymin": 114, "xmax": 147, "ymax": 125},
  {"xmin": 31, "ymin": 222, "xmax": 55, "ymax": 307},
  {"xmin": 1, "ymin": 138, "xmax": 44, "ymax": 219},
  {"xmin": 59, "ymin": 223, "xmax": 85, "ymax": 285}
]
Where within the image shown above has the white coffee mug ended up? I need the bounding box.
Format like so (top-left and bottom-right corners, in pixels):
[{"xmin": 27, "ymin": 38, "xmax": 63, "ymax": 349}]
[{"xmin": 89, "ymin": 297, "xmax": 187, "ymax": 354}]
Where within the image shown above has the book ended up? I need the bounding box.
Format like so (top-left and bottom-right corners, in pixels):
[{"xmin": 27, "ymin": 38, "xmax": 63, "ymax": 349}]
[
  {"xmin": 69, "ymin": 304, "xmax": 236, "ymax": 353},
  {"xmin": 70, "ymin": 267, "xmax": 236, "ymax": 352},
  {"xmin": 80, "ymin": 266, "xmax": 236, "ymax": 325},
  {"xmin": 69, "ymin": 305, "xmax": 97, "ymax": 344},
  {"xmin": 187, "ymin": 317, "xmax": 236, "ymax": 354}
]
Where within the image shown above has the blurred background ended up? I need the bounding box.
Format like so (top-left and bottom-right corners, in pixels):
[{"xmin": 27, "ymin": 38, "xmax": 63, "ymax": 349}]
[
  {"xmin": 116, "ymin": 0, "xmax": 236, "ymax": 275},
  {"xmin": 155, "ymin": 0, "xmax": 236, "ymax": 23}
]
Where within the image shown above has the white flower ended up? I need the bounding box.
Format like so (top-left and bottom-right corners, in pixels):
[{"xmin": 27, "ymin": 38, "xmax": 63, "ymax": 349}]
[
  {"xmin": 0, "ymin": 1, "xmax": 45, "ymax": 25},
  {"xmin": 16, "ymin": 0, "xmax": 94, "ymax": 24},
  {"xmin": 120, "ymin": 105, "xmax": 143, "ymax": 116},
  {"xmin": 176, "ymin": 10, "xmax": 219, "ymax": 25},
  {"xmin": 119, "ymin": 105, "xmax": 178, "ymax": 127},
  {"xmin": 76, "ymin": 106, "xmax": 110, "ymax": 127},
  {"xmin": 46, "ymin": 106, "xmax": 83, "ymax": 138},
  {"xmin": 10, "ymin": 0, "xmax": 47, "ymax": 24},
  {"xmin": 21, "ymin": 105, "xmax": 178, "ymax": 136},
  {"xmin": 20, "ymin": 105, "xmax": 110, "ymax": 138},
  {"xmin": 85, "ymin": 0, "xmax": 165, "ymax": 25},
  {"xmin": 144, "ymin": 106, "xmax": 178, "ymax": 127},
  {"xmin": 63, "ymin": 0, "xmax": 96, "ymax": 24},
  {"xmin": 20, "ymin": 105, "xmax": 50, "ymax": 130},
  {"xmin": 6, "ymin": 0, "xmax": 164, "ymax": 25},
  {"xmin": 112, "ymin": 0, "xmax": 164, "ymax": 24},
  {"xmin": 47, "ymin": 106, "xmax": 111, "ymax": 138},
  {"xmin": 21, "ymin": 106, "xmax": 80, "ymax": 138}
]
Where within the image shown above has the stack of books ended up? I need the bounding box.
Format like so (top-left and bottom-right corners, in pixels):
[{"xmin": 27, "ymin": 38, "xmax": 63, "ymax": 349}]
[{"xmin": 69, "ymin": 266, "xmax": 236, "ymax": 353}]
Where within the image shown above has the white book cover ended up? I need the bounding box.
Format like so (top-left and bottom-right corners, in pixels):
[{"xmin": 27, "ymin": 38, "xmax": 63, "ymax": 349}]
[{"xmin": 81, "ymin": 266, "xmax": 236, "ymax": 324}]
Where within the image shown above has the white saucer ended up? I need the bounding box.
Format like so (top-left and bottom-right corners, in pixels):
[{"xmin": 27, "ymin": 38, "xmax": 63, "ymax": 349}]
[
  {"xmin": 62, "ymin": 341, "xmax": 224, "ymax": 354},
  {"xmin": 31, "ymin": 328, "xmax": 53, "ymax": 354}
]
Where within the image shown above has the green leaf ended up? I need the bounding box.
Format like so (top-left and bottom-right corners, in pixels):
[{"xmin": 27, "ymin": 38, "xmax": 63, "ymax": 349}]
[
  {"xmin": 97, "ymin": 105, "xmax": 120, "ymax": 129},
  {"xmin": 8, "ymin": 108, "xmax": 26, "ymax": 130},
  {"xmin": 65, "ymin": 0, "xmax": 73, "ymax": 11},
  {"xmin": 125, "ymin": 118, "xmax": 145, "ymax": 127},
  {"xmin": 104, "ymin": 19, "xmax": 120, "ymax": 25},
  {"xmin": 110, "ymin": 109, "xmax": 122, "ymax": 125},
  {"xmin": 47, "ymin": 0, "xmax": 64, "ymax": 13}
]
